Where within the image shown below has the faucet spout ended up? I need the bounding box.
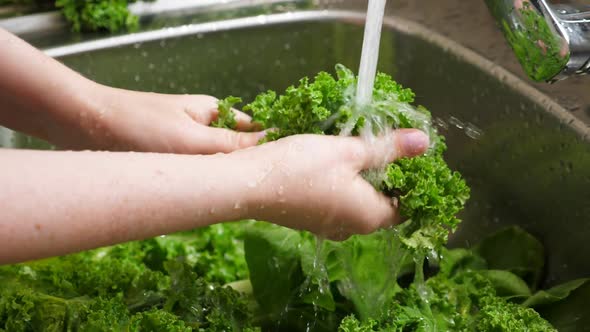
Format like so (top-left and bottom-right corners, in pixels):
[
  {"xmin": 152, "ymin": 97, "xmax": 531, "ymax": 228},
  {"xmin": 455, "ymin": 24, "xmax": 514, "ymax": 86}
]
[{"xmin": 485, "ymin": 0, "xmax": 590, "ymax": 82}]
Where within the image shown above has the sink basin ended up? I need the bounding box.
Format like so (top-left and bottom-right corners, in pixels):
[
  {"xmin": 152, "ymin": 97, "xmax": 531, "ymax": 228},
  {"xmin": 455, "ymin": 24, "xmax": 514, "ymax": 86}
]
[{"xmin": 1, "ymin": 5, "xmax": 589, "ymax": 287}]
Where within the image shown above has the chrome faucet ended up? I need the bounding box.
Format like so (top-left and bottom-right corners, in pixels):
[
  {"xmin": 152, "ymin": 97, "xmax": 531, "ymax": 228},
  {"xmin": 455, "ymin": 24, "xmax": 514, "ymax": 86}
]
[{"xmin": 485, "ymin": 0, "xmax": 590, "ymax": 82}]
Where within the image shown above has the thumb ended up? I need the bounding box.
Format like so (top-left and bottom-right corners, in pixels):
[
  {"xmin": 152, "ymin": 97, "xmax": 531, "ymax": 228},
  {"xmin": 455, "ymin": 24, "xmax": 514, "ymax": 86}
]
[{"xmin": 359, "ymin": 129, "xmax": 430, "ymax": 170}]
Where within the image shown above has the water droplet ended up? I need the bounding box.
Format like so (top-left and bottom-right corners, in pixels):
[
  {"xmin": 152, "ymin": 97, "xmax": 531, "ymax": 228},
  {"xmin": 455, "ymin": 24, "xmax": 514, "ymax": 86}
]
[
  {"xmin": 257, "ymin": 15, "xmax": 268, "ymax": 24},
  {"xmin": 448, "ymin": 116, "xmax": 465, "ymax": 129},
  {"xmin": 247, "ymin": 181, "xmax": 257, "ymax": 188},
  {"xmin": 434, "ymin": 117, "xmax": 449, "ymax": 130},
  {"xmin": 464, "ymin": 123, "xmax": 483, "ymax": 139}
]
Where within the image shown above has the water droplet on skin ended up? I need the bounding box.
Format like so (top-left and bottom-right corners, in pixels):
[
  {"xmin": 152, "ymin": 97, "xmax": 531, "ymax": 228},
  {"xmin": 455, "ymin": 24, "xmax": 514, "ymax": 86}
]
[
  {"xmin": 281, "ymin": 210, "xmax": 287, "ymax": 215},
  {"xmin": 209, "ymin": 208, "xmax": 216, "ymax": 215},
  {"xmin": 277, "ymin": 185, "xmax": 284, "ymax": 195},
  {"xmin": 247, "ymin": 181, "xmax": 257, "ymax": 188},
  {"xmin": 233, "ymin": 202, "xmax": 242, "ymax": 210}
]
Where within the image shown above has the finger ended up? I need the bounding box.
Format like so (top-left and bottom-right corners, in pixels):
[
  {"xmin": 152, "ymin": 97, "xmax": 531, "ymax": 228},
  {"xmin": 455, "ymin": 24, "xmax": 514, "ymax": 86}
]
[
  {"xmin": 348, "ymin": 177, "xmax": 400, "ymax": 234},
  {"xmin": 232, "ymin": 108, "xmax": 262, "ymax": 132},
  {"xmin": 194, "ymin": 126, "xmax": 266, "ymax": 154},
  {"xmin": 353, "ymin": 129, "xmax": 430, "ymax": 170}
]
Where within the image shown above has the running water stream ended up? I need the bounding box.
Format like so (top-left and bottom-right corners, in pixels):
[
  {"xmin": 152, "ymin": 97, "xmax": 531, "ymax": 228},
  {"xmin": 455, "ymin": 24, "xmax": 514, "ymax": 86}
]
[
  {"xmin": 356, "ymin": 0, "xmax": 387, "ymax": 107},
  {"xmin": 300, "ymin": 0, "xmax": 436, "ymax": 324}
]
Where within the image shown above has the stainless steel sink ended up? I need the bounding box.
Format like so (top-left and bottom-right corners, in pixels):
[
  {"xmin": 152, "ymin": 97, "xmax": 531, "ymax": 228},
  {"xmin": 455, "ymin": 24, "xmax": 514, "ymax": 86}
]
[{"xmin": 1, "ymin": 2, "xmax": 589, "ymax": 287}]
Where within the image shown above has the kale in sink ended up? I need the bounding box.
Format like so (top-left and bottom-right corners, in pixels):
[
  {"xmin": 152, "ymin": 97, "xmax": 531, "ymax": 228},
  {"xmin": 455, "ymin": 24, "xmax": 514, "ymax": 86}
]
[
  {"xmin": 0, "ymin": 0, "xmax": 156, "ymax": 32},
  {"xmin": 1, "ymin": 66, "xmax": 587, "ymax": 331}
]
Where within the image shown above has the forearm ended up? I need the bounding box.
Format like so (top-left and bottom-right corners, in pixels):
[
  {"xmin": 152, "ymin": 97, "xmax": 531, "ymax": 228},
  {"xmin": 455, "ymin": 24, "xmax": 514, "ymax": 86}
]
[
  {"xmin": 0, "ymin": 28, "xmax": 102, "ymax": 146},
  {"xmin": 0, "ymin": 149, "xmax": 257, "ymax": 264}
]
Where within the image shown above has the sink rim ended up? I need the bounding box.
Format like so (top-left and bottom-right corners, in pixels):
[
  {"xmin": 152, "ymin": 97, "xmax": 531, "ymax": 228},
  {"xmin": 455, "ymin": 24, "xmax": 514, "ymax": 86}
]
[{"xmin": 43, "ymin": 9, "xmax": 590, "ymax": 142}]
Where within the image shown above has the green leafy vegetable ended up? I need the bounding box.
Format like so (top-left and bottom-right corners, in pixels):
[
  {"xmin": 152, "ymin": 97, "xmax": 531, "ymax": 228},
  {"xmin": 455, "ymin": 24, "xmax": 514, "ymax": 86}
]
[
  {"xmin": 330, "ymin": 264, "xmax": 556, "ymax": 331},
  {"xmin": 243, "ymin": 64, "xmax": 470, "ymax": 251},
  {"xmin": 1, "ymin": 0, "xmax": 155, "ymax": 32},
  {"xmin": 474, "ymin": 226, "xmax": 545, "ymax": 290},
  {"xmin": 212, "ymin": 96, "xmax": 240, "ymax": 130},
  {"xmin": 55, "ymin": 0, "xmax": 141, "ymax": 32},
  {"xmin": 0, "ymin": 223, "xmax": 257, "ymax": 331},
  {"xmin": 524, "ymin": 279, "xmax": 590, "ymax": 332}
]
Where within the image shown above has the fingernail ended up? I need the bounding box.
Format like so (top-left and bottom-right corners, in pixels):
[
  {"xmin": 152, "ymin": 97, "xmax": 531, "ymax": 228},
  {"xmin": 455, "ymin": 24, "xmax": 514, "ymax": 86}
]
[
  {"xmin": 398, "ymin": 129, "xmax": 430, "ymax": 156},
  {"xmin": 257, "ymin": 130, "xmax": 268, "ymax": 142}
]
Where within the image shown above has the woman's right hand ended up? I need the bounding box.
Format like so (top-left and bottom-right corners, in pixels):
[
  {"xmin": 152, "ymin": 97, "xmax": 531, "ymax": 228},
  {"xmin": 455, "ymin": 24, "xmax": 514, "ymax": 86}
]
[{"xmin": 238, "ymin": 129, "xmax": 430, "ymax": 240}]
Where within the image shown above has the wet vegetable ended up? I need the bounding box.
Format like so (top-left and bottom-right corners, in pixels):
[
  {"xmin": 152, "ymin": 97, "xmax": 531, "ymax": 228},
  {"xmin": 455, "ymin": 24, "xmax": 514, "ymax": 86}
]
[
  {"xmin": 0, "ymin": 224, "xmax": 258, "ymax": 331},
  {"xmin": 1, "ymin": 66, "xmax": 587, "ymax": 331},
  {"xmin": 0, "ymin": 0, "xmax": 154, "ymax": 32}
]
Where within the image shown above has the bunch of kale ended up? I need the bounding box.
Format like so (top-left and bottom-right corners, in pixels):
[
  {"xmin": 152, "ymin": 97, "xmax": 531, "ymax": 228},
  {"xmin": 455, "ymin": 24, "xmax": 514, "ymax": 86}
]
[
  {"xmin": 0, "ymin": 223, "xmax": 258, "ymax": 331},
  {"xmin": 0, "ymin": 0, "xmax": 154, "ymax": 32}
]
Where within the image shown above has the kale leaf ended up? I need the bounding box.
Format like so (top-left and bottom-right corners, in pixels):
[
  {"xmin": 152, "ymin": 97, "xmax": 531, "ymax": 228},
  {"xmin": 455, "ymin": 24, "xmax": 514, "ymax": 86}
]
[{"xmin": 212, "ymin": 96, "xmax": 240, "ymax": 130}]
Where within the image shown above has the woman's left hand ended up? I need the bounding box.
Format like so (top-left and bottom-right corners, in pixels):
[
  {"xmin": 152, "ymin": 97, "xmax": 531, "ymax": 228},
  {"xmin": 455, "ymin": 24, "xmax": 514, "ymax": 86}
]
[{"xmin": 60, "ymin": 86, "xmax": 266, "ymax": 154}]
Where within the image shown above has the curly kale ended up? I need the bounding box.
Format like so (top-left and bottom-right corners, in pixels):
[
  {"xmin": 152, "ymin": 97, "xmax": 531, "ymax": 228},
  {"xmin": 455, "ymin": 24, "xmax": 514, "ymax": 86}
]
[
  {"xmin": 55, "ymin": 0, "xmax": 142, "ymax": 32},
  {"xmin": 0, "ymin": 0, "xmax": 155, "ymax": 32},
  {"xmin": 0, "ymin": 223, "xmax": 256, "ymax": 331},
  {"xmin": 225, "ymin": 64, "xmax": 470, "ymax": 250},
  {"xmin": 337, "ymin": 272, "xmax": 556, "ymax": 332},
  {"xmin": 212, "ymin": 96, "xmax": 240, "ymax": 130}
]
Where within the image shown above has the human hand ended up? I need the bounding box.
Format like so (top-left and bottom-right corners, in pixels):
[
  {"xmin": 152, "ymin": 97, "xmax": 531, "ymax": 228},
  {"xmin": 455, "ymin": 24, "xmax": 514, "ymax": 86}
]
[
  {"xmin": 239, "ymin": 129, "xmax": 430, "ymax": 240},
  {"xmin": 58, "ymin": 85, "xmax": 265, "ymax": 154}
]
